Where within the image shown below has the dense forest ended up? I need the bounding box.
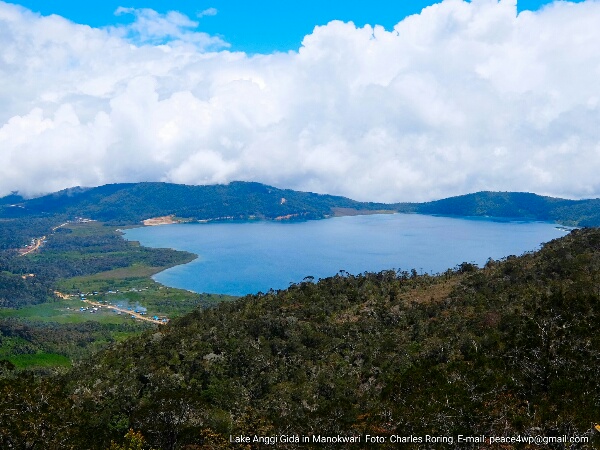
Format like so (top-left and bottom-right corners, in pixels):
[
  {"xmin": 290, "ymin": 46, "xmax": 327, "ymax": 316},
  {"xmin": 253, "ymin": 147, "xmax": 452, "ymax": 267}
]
[
  {"xmin": 400, "ymin": 191, "xmax": 600, "ymax": 226},
  {"xmin": 3, "ymin": 182, "xmax": 600, "ymax": 226},
  {"xmin": 0, "ymin": 182, "xmax": 390, "ymax": 224},
  {"xmin": 1, "ymin": 228, "xmax": 599, "ymax": 448}
]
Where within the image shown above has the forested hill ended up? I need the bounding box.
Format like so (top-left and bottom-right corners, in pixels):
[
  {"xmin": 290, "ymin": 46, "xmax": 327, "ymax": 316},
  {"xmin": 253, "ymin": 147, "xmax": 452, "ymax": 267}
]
[
  {"xmin": 2, "ymin": 182, "xmax": 600, "ymax": 226},
  {"xmin": 0, "ymin": 182, "xmax": 389, "ymax": 224},
  {"xmin": 397, "ymin": 191, "xmax": 600, "ymax": 226},
  {"xmin": 2, "ymin": 228, "xmax": 599, "ymax": 448}
]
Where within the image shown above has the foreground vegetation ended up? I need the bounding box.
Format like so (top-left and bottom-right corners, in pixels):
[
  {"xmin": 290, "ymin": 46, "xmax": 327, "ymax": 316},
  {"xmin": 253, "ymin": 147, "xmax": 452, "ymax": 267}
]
[{"xmin": 1, "ymin": 228, "xmax": 599, "ymax": 448}]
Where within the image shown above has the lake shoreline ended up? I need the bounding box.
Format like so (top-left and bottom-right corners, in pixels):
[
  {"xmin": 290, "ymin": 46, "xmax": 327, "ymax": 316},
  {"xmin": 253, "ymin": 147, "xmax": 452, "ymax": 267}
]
[{"xmin": 124, "ymin": 212, "xmax": 567, "ymax": 297}]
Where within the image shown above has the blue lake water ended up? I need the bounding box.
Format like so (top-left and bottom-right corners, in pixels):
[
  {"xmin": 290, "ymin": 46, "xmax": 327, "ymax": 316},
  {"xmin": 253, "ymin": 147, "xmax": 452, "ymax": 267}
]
[{"xmin": 123, "ymin": 214, "xmax": 567, "ymax": 296}]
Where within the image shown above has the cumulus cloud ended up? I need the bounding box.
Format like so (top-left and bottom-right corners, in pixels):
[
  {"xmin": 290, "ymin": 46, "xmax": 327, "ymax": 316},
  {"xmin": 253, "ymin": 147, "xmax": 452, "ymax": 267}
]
[{"xmin": 1, "ymin": 0, "xmax": 600, "ymax": 201}]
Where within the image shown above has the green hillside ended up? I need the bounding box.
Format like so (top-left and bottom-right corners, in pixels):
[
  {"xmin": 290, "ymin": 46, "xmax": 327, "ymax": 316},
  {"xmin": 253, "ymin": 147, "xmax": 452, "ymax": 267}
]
[
  {"xmin": 0, "ymin": 182, "xmax": 389, "ymax": 224},
  {"xmin": 1, "ymin": 228, "xmax": 599, "ymax": 448},
  {"xmin": 397, "ymin": 191, "xmax": 600, "ymax": 226},
  {"xmin": 3, "ymin": 183, "xmax": 600, "ymax": 226}
]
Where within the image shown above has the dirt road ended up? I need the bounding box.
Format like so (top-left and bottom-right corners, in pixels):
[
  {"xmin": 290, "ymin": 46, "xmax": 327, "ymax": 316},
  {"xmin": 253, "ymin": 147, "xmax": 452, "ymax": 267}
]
[
  {"xmin": 19, "ymin": 236, "xmax": 46, "ymax": 256},
  {"xmin": 19, "ymin": 220, "xmax": 85, "ymax": 256}
]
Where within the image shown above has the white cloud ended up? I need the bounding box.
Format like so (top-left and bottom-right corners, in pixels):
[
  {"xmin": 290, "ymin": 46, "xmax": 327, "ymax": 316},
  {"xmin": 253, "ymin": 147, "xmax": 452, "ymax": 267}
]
[
  {"xmin": 1, "ymin": 0, "xmax": 600, "ymax": 201},
  {"xmin": 111, "ymin": 6, "xmax": 227, "ymax": 48},
  {"xmin": 197, "ymin": 7, "xmax": 218, "ymax": 18}
]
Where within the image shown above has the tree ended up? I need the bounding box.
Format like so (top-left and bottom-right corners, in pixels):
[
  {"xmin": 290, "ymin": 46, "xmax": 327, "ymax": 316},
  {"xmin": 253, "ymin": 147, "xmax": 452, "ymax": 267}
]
[{"xmin": 109, "ymin": 429, "xmax": 152, "ymax": 450}]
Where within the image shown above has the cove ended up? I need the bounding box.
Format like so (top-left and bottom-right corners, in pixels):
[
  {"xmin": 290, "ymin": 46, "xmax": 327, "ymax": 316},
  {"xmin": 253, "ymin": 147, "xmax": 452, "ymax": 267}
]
[{"xmin": 123, "ymin": 213, "xmax": 567, "ymax": 296}]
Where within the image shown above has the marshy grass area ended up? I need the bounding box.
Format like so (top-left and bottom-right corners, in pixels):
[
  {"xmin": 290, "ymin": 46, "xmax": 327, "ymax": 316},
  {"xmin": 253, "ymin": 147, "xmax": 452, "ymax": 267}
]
[{"xmin": 7, "ymin": 353, "xmax": 72, "ymax": 369}]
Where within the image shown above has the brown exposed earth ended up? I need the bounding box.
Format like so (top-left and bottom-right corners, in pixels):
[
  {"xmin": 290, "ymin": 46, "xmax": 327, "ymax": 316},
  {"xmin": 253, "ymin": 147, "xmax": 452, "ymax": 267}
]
[
  {"xmin": 142, "ymin": 215, "xmax": 179, "ymax": 226},
  {"xmin": 18, "ymin": 236, "xmax": 46, "ymax": 256}
]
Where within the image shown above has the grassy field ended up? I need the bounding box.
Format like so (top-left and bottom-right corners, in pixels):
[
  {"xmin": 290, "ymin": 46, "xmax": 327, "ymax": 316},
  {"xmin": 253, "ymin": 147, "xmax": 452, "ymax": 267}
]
[
  {"xmin": 66, "ymin": 264, "xmax": 167, "ymax": 280},
  {"xmin": 0, "ymin": 298, "xmax": 134, "ymax": 324},
  {"xmin": 7, "ymin": 353, "xmax": 71, "ymax": 369}
]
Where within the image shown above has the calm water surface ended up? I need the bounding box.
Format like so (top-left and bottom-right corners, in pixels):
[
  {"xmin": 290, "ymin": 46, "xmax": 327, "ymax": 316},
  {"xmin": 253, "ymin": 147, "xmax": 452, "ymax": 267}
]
[{"xmin": 124, "ymin": 214, "xmax": 567, "ymax": 296}]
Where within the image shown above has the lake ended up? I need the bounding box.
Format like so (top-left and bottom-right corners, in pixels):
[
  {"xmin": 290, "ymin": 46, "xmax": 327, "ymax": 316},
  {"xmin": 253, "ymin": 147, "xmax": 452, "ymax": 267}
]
[{"xmin": 123, "ymin": 213, "xmax": 567, "ymax": 296}]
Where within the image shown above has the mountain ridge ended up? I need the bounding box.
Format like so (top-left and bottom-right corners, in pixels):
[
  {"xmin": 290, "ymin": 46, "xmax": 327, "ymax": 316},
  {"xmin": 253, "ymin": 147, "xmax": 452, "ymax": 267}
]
[{"xmin": 2, "ymin": 182, "xmax": 600, "ymax": 226}]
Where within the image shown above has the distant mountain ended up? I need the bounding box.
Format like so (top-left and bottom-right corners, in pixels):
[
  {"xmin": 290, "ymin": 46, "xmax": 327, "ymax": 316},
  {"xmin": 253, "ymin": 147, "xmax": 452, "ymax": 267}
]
[
  {"xmin": 397, "ymin": 191, "xmax": 600, "ymax": 226},
  {"xmin": 2, "ymin": 182, "xmax": 600, "ymax": 226},
  {"xmin": 0, "ymin": 192, "xmax": 24, "ymax": 206},
  {"xmin": 0, "ymin": 182, "xmax": 389, "ymax": 224}
]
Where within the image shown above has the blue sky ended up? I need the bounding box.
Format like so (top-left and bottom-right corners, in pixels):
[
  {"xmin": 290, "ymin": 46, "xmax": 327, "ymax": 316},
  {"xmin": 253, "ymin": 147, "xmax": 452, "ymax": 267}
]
[{"xmin": 9, "ymin": 0, "xmax": 584, "ymax": 53}]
